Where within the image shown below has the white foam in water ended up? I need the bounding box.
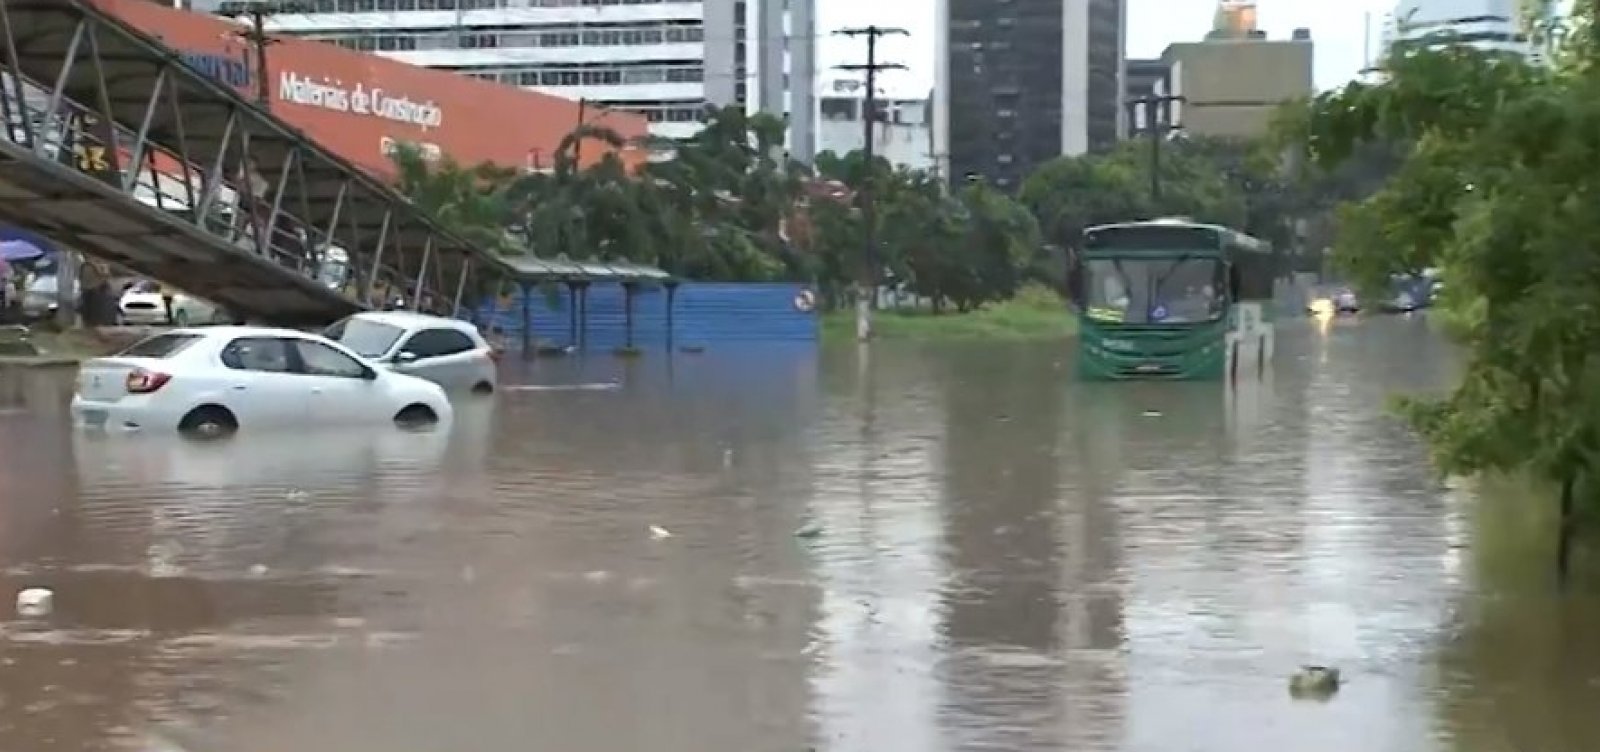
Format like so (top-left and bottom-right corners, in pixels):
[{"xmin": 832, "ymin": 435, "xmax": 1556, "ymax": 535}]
[{"xmin": 503, "ymin": 383, "xmax": 621, "ymax": 392}]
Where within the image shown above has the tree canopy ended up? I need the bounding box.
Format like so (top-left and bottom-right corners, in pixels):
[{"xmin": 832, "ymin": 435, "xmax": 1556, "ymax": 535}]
[
  {"xmin": 390, "ymin": 104, "xmax": 1045, "ymax": 313},
  {"xmin": 390, "ymin": 103, "xmax": 1362, "ymax": 315},
  {"xmin": 1289, "ymin": 9, "xmax": 1600, "ymax": 577}
]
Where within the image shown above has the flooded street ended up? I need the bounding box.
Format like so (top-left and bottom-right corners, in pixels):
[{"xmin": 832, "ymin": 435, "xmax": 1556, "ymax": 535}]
[{"xmin": 1, "ymin": 316, "xmax": 1598, "ymax": 751}]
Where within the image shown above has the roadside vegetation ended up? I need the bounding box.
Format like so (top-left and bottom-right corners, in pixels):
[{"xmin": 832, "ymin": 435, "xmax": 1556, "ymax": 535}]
[
  {"xmin": 1282, "ymin": 0, "xmax": 1599, "ymax": 582},
  {"xmin": 390, "ymin": 105, "xmax": 1375, "ymax": 329},
  {"xmin": 820, "ymin": 283, "xmax": 1074, "ymax": 342}
]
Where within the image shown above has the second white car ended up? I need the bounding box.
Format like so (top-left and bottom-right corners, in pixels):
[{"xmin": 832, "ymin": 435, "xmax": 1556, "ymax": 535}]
[
  {"xmin": 324, "ymin": 311, "xmax": 499, "ymax": 394},
  {"xmin": 70, "ymin": 326, "xmax": 453, "ymax": 437}
]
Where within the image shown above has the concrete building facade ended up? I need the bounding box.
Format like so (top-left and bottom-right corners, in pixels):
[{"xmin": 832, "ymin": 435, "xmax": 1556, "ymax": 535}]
[
  {"xmin": 1158, "ymin": 34, "xmax": 1312, "ymax": 140},
  {"xmin": 814, "ymin": 80, "xmax": 933, "ymax": 171}
]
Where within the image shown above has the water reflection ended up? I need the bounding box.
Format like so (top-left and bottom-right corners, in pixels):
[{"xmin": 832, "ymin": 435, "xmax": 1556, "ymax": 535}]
[
  {"xmin": 0, "ymin": 320, "xmax": 1595, "ymax": 751},
  {"xmin": 1432, "ymin": 475, "xmax": 1600, "ymax": 752}
]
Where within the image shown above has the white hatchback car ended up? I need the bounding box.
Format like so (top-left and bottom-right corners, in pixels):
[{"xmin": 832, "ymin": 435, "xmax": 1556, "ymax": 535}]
[
  {"xmin": 70, "ymin": 327, "xmax": 453, "ymax": 437},
  {"xmin": 323, "ymin": 311, "xmax": 499, "ymax": 394}
]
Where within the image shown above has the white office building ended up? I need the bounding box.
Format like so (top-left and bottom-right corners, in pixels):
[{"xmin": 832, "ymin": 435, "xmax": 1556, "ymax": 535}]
[
  {"xmin": 815, "ymin": 80, "xmax": 933, "ymax": 171},
  {"xmin": 1384, "ymin": 0, "xmax": 1551, "ymax": 60},
  {"xmin": 201, "ymin": 0, "xmax": 814, "ymax": 153}
]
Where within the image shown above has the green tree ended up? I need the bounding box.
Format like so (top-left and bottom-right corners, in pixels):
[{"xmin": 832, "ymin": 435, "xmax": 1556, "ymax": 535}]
[
  {"xmin": 389, "ymin": 143, "xmax": 515, "ymax": 253},
  {"xmin": 1018, "ymin": 148, "xmax": 1146, "ymax": 254},
  {"xmin": 945, "ymin": 180, "xmax": 1042, "ymax": 311},
  {"xmin": 388, "ymin": 102, "xmax": 1043, "ymax": 311},
  {"xmin": 1019, "ymin": 138, "xmax": 1247, "ymax": 249},
  {"xmin": 635, "ymin": 105, "xmax": 803, "ymax": 281},
  {"xmin": 808, "ymin": 151, "xmax": 1041, "ymax": 313},
  {"xmin": 1018, "ymin": 138, "xmax": 1246, "ymax": 294},
  {"xmin": 1294, "ymin": 28, "xmax": 1600, "ymax": 580}
]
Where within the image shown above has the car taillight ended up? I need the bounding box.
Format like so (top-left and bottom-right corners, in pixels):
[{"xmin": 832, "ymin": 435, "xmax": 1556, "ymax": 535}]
[{"xmin": 125, "ymin": 368, "xmax": 171, "ymax": 394}]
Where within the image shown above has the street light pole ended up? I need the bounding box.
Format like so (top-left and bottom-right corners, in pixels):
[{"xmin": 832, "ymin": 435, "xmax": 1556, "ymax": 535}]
[
  {"xmin": 218, "ymin": 1, "xmax": 310, "ymax": 106},
  {"xmin": 835, "ymin": 25, "xmax": 908, "ymax": 343},
  {"xmin": 1127, "ymin": 93, "xmax": 1184, "ymax": 208}
]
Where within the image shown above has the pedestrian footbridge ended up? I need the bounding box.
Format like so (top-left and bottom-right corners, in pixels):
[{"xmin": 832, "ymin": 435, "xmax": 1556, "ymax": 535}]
[{"xmin": 0, "ymin": 0, "xmax": 512, "ymax": 326}]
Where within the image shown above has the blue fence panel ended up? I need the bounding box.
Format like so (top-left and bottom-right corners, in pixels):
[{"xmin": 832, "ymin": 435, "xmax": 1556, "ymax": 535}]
[
  {"xmin": 673, "ymin": 283, "xmax": 816, "ymax": 345},
  {"xmin": 474, "ymin": 282, "xmax": 817, "ymax": 351}
]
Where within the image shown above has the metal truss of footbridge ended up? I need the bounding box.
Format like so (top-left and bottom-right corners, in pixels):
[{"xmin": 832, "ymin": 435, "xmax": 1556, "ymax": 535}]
[{"xmin": 0, "ymin": 0, "xmax": 522, "ymax": 327}]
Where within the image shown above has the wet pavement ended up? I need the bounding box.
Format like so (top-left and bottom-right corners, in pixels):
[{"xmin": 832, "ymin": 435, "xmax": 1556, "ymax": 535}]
[{"xmin": 0, "ymin": 315, "xmax": 1597, "ymax": 751}]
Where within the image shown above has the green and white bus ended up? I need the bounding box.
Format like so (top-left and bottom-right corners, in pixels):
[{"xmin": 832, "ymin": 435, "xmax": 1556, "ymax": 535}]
[{"xmin": 1070, "ymin": 218, "xmax": 1277, "ymax": 381}]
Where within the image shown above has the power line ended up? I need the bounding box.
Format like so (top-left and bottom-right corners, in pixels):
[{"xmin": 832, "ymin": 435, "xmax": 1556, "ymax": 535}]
[{"xmin": 833, "ymin": 25, "xmax": 907, "ymax": 342}]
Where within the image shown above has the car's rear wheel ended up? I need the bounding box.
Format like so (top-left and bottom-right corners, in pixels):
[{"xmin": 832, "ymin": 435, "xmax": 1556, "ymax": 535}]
[
  {"xmin": 394, "ymin": 404, "xmax": 438, "ymax": 428},
  {"xmin": 179, "ymin": 405, "xmax": 237, "ymax": 439}
]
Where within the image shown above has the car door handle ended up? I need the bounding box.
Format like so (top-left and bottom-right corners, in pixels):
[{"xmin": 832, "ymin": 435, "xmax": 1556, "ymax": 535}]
[{"xmin": 231, "ymin": 385, "xmax": 247, "ymax": 391}]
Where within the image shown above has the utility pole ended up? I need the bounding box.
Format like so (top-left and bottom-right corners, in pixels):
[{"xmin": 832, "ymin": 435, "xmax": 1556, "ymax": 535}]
[
  {"xmin": 1126, "ymin": 93, "xmax": 1184, "ymax": 207},
  {"xmin": 834, "ymin": 25, "xmax": 907, "ymax": 342},
  {"xmin": 218, "ymin": 1, "xmax": 309, "ymax": 106},
  {"xmin": 573, "ymin": 97, "xmax": 587, "ymax": 166}
]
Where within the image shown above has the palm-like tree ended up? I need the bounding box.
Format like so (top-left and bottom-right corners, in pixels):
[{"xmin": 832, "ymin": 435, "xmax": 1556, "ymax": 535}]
[
  {"xmin": 389, "ymin": 143, "xmax": 516, "ymax": 253},
  {"xmin": 389, "ymin": 102, "xmax": 1060, "ymax": 298}
]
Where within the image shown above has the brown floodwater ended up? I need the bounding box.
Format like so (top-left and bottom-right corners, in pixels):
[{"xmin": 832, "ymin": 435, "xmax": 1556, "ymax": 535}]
[{"xmin": 0, "ymin": 315, "xmax": 1597, "ymax": 752}]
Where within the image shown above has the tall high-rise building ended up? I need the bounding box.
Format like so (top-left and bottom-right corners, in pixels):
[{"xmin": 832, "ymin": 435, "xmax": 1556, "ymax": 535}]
[
  {"xmin": 933, "ymin": 0, "xmax": 1127, "ymax": 191},
  {"xmin": 202, "ymin": 0, "xmax": 814, "ymax": 151}
]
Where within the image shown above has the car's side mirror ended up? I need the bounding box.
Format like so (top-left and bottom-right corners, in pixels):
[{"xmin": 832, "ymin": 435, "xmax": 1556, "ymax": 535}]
[
  {"xmin": 394, "ymin": 351, "xmax": 419, "ymax": 365},
  {"xmin": 360, "ymin": 366, "xmax": 379, "ymax": 381}
]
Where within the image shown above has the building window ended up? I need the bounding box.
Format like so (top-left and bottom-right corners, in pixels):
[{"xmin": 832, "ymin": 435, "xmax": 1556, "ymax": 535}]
[
  {"xmin": 308, "ymin": 20, "xmax": 705, "ymax": 50},
  {"xmin": 469, "ymin": 63, "xmax": 704, "ymax": 89}
]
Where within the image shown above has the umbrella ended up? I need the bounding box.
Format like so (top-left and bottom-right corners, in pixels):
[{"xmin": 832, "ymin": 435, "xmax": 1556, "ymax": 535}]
[{"xmin": 0, "ymin": 240, "xmax": 45, "ymax": 263}]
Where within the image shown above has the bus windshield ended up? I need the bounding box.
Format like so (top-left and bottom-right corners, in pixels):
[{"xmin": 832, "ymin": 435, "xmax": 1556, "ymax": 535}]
[{"xmin": 1083, "ymin": 255, "xmax": 1224, "ymax": 324}]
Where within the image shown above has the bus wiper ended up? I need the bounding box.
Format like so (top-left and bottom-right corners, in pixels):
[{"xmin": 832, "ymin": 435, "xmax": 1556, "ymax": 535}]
[
  {"xmin": 1148, "ymin": 252, "xmax": 1208, "ymax": 320},
  {"xmin": 1151, "ymin": 253, "xmax": 1196, "ymax": 294}
]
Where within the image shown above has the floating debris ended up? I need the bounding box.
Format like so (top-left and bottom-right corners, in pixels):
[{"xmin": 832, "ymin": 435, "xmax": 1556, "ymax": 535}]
[
  {"xmin": 794, "ymin": 522, "xmax": 824, "ymax": 539},
  {"xmin": 285, "ymin": 489, "xmax": 309, "ymax": 501},
  {"xmin": 1288, "ymin": 665, "xmax": 1341, "ymax": 700},
  {"xmin": 649, "ymin": 525, "xmax": 673, "ymax": 540},
  {"xmin": 1141, "ymin": 409, "xmax": 1163, "ymax": 418},
  {"xmin": 15, "ymin": 588, "xmax": 52, "ymax": 618},
  {"xmin": 247, "ymin": 564, "xmax": 268, "ymax": 578}
]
